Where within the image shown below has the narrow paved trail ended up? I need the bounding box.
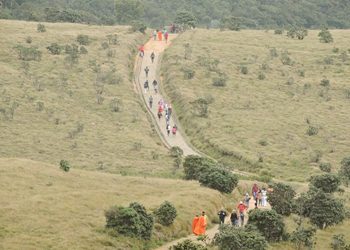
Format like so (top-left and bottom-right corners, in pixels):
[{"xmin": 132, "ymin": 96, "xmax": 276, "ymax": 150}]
[
  {"xmin": 135, "ymin": 34, "xmax": 197, "ymax": 156},
  {"xmin": 134, "ymin": 35, "xmax": 271, "ymax": 249}
]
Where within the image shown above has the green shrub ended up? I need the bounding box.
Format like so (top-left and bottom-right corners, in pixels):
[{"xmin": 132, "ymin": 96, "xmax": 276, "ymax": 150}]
[
  {"xmin": 47, "ymin": 43, "xmax": 62, "ymax": 55},
  {"xmin": 130, "ymin": 20, "xmax": 147, "ymax": 34},
  {"xmin": 154, "ymin": 201, "xmax": 177, "ymax": 226},
  {"xmin": 268, "ymin": 183, "xmax": 296, "ymax": 216},
  {"xmin": 59, "ymin": 160, "xmax": 70, "ymax": 172},
  {"xmin": 80, "ymin": 46, "xmax": 88, "ymax": 54},
  {"xmin": 183, "ymin": 155, "xmax": 216, "ymax": 180},
  {"xmin": 319, "ymin": 162, "xmax": 332, "ymax": 173},
  {"xmin": 212, "ymin": 73, "xmax": 227, "ymax": 87},
  {"xmin": 64, "ymin": 44, "xmax": 79, "ymax": 65},
  {"xmin": 281, "ymin": 51, "xmax": 293, "ymax": 65},
  {"xmin": 307, "ymin": 126, "xmax": 318, "ymax": 136},
  {"xmin": 76, "ymin": 34, "xmax": 90, "ymax": 45},
  {"xmin": 310, "ymin": 174, "xmax": 340, "ymax": 193},
  {"xmin": 296, "ymin": 189, "xmax": 345, "ymax": 229},
  {"xmin": 274, "ymin": 29, "xmax": 283, "ymax": 35},
  {"xmin": 110, "ymin": 98, "xmax": 122, "ymax": 112},
  {"xmin": 258, "ymin": 72, "xmax": 266, "ymax": 80},
  {"xmin": 14, "ymin": 45, "xmax": 42, "ymax": 61},
  {"xmin": 191, "ymin": 98, "xmax": 209, "ymax": 117},
  {"xmin": 248, "ymin": 209, "xmax": 285, "ymax": 242},
  {"xmin": 339, "ymin": 157, "xmax": 350, "ymax": 185},
  {"xmin": 286, "ymin": 77, "xmax": 295, "ymax": 85},
  {"xmin": 324, "ymin": 56, "xmax": 334, "ymax": 65},
  {"xmin": 333, "ymin": 47, "xmax": 340, "ymax": 53},
  {"xmin": 170, "ymin": 239, "xmax": 207, "ymax": 250},
  {"xmin": 240, "ymin": 65, "xmax": 248, "ymax": 74},
  {"xmin": 330, "ymin": 234, "xmax": 349, "ymax": 250},
  {"xmin": 270, "ymin": 47, "xmax": 278, "ymax": 58},
  {"xmin": 320, "ymin": 78, "xmax": 330, "ymax": 87},
  {"xmin": 101, "ymin": 41, "xmax": 109, "ymax": 50},
  {"xmin": 199, "ymin": 166, "xmax": 238, "ymax": 193},
  {"xmin": 37, "ymin": 23, "xmax": 46, "ymax": 32},
  {"xmin": 298, "ymin": 69, "xmax": 305, "ymax": 77},
  {"xmin": 319, "ymin": 28, "xmax": 333, "ymax": 43},
  {"xmin": 287, "ymin": 27, "xmax": 308, "ymax": 40},
  {"xmin": 220, "ymin": 16, "xmax": 240, "ymax": 31},
  {"xmin": 182, "ymin": 67, "xmax": 195, "ymax": 79},
  {"xmin": 213, "ymin": 225, "xmax": 267, "ymax": 250},
  {"xmin": 290, "ymin": 226, "xmax": 316, "ymax": 250},
  {"xmin": 106, "ymin": 34, "xmax": 119, "ymax": 45},
  {"xmin": 105, "ymin": 202, "xmax": 153, "ymax": 240},
  {"xmin": 170, "ymin": 146, "xmax": 184, "ymax": 158}
]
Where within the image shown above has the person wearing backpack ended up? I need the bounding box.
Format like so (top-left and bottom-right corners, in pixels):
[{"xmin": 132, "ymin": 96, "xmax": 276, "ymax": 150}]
[
  {"xmin": 151, "ymin": 52, "xmax": 155, "ymax": 63},
  {"xmin": 217, "ymin": 208, "xmax": 227, "ymax": 224}
]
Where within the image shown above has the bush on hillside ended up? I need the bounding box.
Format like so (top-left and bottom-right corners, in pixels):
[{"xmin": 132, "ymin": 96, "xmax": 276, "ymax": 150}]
[
  {"xmin": 281, "ymin": 51, "xmax": 293, "ymax": 65},
  {"xmin": 274, "ymin": 29, "xmax": 283, "ymax": 35},
  {"xmin": 191, "ymin": 98, "xmax": 209, "ymax": 117},
  {"xmin": 105, "ymin": 202, "xmax": 153, "ymax": 240},
  {"xmin": 64, "ymin": 44, "xmax": 80, "ymax": 65},
  {"xmin": 247, "ymin": 209, "xmax": 286, "ymax": 242},
  {"xmin": 287, "ymin": 27, "xmax": 308, "ymax": 40},
  {"xmin": 109, "ymin": 98, "xmax": 122, "ymax": 112},
  {"xmin": 59, "ymin": 160, "xmax": 70, "ymax": 172},
  {"xmin": 106, "ymin": 34, "xmax": 119, "ymax": 45},
  {"xmin": 319, "ymin": 28, "xmax": 333, "ymax": 43},
  {"xmin": 258, "ymin": 72, "xmax": 266, "ymax": 80},
  {"xmin": 213, "ymin": 225, "xmax": 267, "ymax": 250},
  {"xmin": 183, "ymin": 155, "xmax": 216, "ymax": 180},
  {"xmin": 199, "ymin": 166, "xmax": 238, "ymax": 193},
  {"xmin": 268, "ymin": 183, "xmax": 296, "ymax": 216},
  {"xmin": 170, "ymin": 146, "xmax": 184, "ymax": 158},
  {"xmin": 154, "ymin": 201, "xmax": 177, "ymax": 226},
  {"xmin": 240, "ymin": 65, "xmax": 248, "ymax": 74},
  {"xmin": 14, "ymin": 45, "xmax": 42, "ymax": 61},
  {"xmin": 306, "ymin": 126, "xmax": 318, "ymax": 136},
  {"xmin": 101, "ymin": 41, "xmax": 109, "ymax": 50},
  {"xmin": 170, "ymin": 239, "xmax": 207, "ymax": 250},
  {"xmin": 319, "ymin": 162, "xmax": 332, "ymax": 173},
  {"xmin": 290, "ymin": 226, "xmax": 317, "ymax": 250},
  {"xmin": 309, "ymin": 173, "xmax": 340, "ymax": 193},
  {"xmin": 320, "ymin": 78, "xmax": 330, "ymax": 87},
  {"xmin": 130, "ymin": 20, "xmax": 147, "ymax": 34},
  {"xmin": 47, "ymin": 43, "xmax": 62, "ymax": 55},
  {"xmin": 174, "ymin": 10, "xmax": 196, "ymax": 29},
  {"xmin": 220, "ymin": 16, "xmax": 241, "ymax": 31},
  {"xmin": 270, "ymin": 47, "xmax": 278, "ymax": 58},
  {"xmin": 26, "ymin": 36, "xmax": 32, "ymax": 44},
  {"xmin": 76, "ymin": 34, "xmax": 90, "ymax": 45},
  {"xmin": 80, "ymin": 46, "xmax": 88, "ymax": 54},
  {"xmin": 296, "ymin": 189, "xmax": 345, "ymax": 229},
  {"xmin": 339, "ymin": 157, "xmax": 350, "ymax": 185},
  {"xmin": 330, "ymin": 234, "xmax": 349, "ymax": 250},
  {"xmin": 212, "ymin": 72, "xmax": 227, "ymax": 87},
  {"xmin": 182, "ymin": 67, "xmax": 195, "ymax": 79},
  {"xmin": 37, "ymin": 23, "xmax": 46, "ymax": 32}
]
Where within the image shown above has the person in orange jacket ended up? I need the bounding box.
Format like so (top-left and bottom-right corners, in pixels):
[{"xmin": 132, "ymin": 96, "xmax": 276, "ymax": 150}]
[
  {"xmin": 193, "ymin": 211, "xmax": 207, "ymax": 235},
  {"xmin": 192, "ymin": 214, "xmax": 199, "ymax": 234},
  {"xmin": 158, "ymin": 30, "xmax": 163, "ymax": 41}
]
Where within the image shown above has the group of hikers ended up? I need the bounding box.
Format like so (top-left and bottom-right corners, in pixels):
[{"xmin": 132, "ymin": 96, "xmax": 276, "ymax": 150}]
[
  {"xmin": 192, "ymin": 184, "xmax": 271, "ymax": 235},
  {"xmin": 140, "ymin": 49, "xmax": 178, "ymax": 137}
]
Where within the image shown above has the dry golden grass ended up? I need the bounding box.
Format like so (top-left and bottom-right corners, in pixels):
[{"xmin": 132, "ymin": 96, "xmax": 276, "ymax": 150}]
[
  {"xmin": 0, "ymin": 158, "xmax": 227, "ymax": 249},
  {"xmin": 0, "ymin": 20, "xmax": 174, "ymax": 177},
  {"xmin": 162, "ymin": 29, "xmax": 350, "ymax": 182}
]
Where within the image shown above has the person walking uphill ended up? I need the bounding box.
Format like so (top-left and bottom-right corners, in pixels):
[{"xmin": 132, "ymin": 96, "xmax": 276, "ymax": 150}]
[
  {"xmin": 139, "ymin": 45, "xmax": 145, "ymax": 57},
  {"xmin": 164, "ymin": 31, "xmax": 169, "ymax": 43},
  {"xmin": 149, "ymin": 95, "xmax": 153, "ymax": 109},
  {"xmin": 153, "ymin": 30, "xmax": 157, "ymax": 41},
  {"xmin": 237, "ymin": 201, "xmax": 247, "ymax": 227},
  {"xmin": 151, "ymin": 52, "xmax": 155, "ymax": 63},
  {"xmin": 193, "ymin": 211, "xmax": 207, "ymax": 235},
  {"xmin": 157, "ymin": 30, "xmax": 163, "ymax": 41},
  {"xmin": 218, "ymin": 208, "xmax": 227, "ymax": 224},
  {"xmin": 144, "ymin": 80, "xmax": 149, "ymax": 93},
  {"xmin": 192, "ymin": 215, "xmax": 199, "ymax": 234},
  {"xmin": 144, "ymin": 66, "xmax": 149, "ymax": 78}
]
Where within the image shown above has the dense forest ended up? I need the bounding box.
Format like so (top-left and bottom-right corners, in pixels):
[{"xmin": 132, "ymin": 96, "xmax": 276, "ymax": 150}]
[{"xmin": 1, "ymin": 0, "xmax": 350, "ymax": 28}]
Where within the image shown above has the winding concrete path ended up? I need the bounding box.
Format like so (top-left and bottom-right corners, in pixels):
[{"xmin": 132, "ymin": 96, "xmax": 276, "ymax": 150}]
[
  {"xmin": 134, "ymin": 35, "xmax": 198, "ymax": 156},
  {"xmin": 134, "ymin": 35, "xmax": 271, "ymax": 250}
]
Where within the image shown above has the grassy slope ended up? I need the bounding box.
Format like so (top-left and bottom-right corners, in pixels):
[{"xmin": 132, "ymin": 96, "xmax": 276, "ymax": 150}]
[
  {"xmin": 0, "ymin": 20, "xmax": 174, "ymax": 177},
  {"xmin": 0, "ymin": 158, "xmax": 225, "ymax": 249},
  {"xmin": 161, "ymin": 29, "xmax": 350, "ymax": 182}
]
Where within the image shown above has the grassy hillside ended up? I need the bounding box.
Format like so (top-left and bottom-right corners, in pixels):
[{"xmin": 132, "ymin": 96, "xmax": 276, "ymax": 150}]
[
  {"xmin": 0, "ymin": 20, "xmax": 175, "ymax": 177},
  {"xmin": 0, "ymin": 158, "xmax": 226, "ymax": 249},
  {"xmin": 161, "ymin": 29, "xmax": 350, "ymax": 182}
]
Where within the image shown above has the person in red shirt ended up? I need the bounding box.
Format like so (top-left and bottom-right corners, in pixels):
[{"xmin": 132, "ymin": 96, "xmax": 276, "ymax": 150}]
[
  {"xmin": 237, "ymin": 201, "xmax": 247, "ymax": 227},
  {"xmin": 139, "ymin": 45, "xmax": 145, "ymax": 57}
]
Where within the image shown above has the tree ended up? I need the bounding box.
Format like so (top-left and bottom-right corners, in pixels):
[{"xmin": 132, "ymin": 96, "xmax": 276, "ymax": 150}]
[
  {"xmin": 59, "ymin": 160, "xmax": 70, "ymax": 172},
  {"xmin": 47, "ymin": 43, "xmax": 62, "ymax": 55},
  {"xmin": 220, "ymin": 16, "xmax": 241, "ymax": 31},
  {"xmin": 115, "ymin": 0, "xmax": 144, "ymax": 24},
  {"xmin": 154, "ymin": 201, "xmax": 177, "ymax": 226},
  {"xmin": 287, "ymin": 27, "xmax": 308, "ymax": 40},
  {"xmin": 76, "ymin": 35, "xmax": 90, "ymax": 45},
  {"xmin": 130, "ymin": 20, "xmax": 147, "ymax": 34},
  {"xmin": 290, "ymin": 225, "xmax": 316, "ymax": 250},
  {"xmin": 247, "ymin": 209, "xmax": 285, "ymax": 242},
  {"xmin": 183, "ymin": 155, "xmax": 216, "ymax": 180},
  {"xmin": 319, "ymin": 28, "xmax": 333, "ymax": 43},
  {"xmin": 268, "ymin": 183, "xmax": 296, "ymax": 216},
  {"xmin": 213, "ymin": 225, "xmax": 267, "ymax": 250},
  {"xmin": 309, "ymin": 173, "xmax": 341, "ymax": 193},
  {"xmin": 199, "ymin": 167, "xmax": 238, "ymax": 193},
  {"xmin": 105, "ymin": 202, "xmax": 153, "ymax": 240},
  {"xmin": 174, "ymin": 11, "xmax": 196, "ymax": 29},
  {"xmin": 296, "ymin": 189, "xmax": 345, "ymax": 229}
]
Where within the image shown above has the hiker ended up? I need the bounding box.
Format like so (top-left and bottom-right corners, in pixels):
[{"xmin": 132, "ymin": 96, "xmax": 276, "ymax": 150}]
[
  {"xmin": 230, "ymin": 211, "xmax": 239, "ymax": 226},
  {"xmin": 152, "ymin": 80, "xmax": 158, "ymax": 93},
  {"xmin": 166, "ymin": 124, "xmax": 171, "ymax": 136},
  {"xmin": 158, "ymin": 105, "xmax": 163, "ymax": 114},
  {"xmin": 237, "ymin": 201, "xmax": 247, "ymax": 227},
  {"xmin": 257, "ymin": 189, "xmax": 262, "ymax": 207},
  {"xmin": 261, "ymin": 188, "xmax": 267, "ymax": 207},
  {"xmin": 151, "ymin": 52, "xmax": 155, "ymax": 63},
  {"xmin": 153, "ymin": 30, "xmax": 157, "ymax": 41},
  {"xmin": 172, "ymin": 125, "xmax": 177, "ymax": 135},
  {"xmin": 194, "ymin": 211, "xmax": 207, "ymax": 235},
  {"xmin": 218, "ymin": 208, "xmax": 227, "ymax": 224},
  {"xmin": 244, "ymin": 193, "xmax": 251, "ymax": 208},
  {"xmin": 144, "ymin": 66, "xmax": 149, "ymax": 78},
  {"xmin": 252, "ymin": 183, "xmax": 259, "ymax": 200},
  {"xmin": 144, "ymin": 80, "xmax": 149, "ymax": 93},
  {"xmin": 165, "ymin": 114, "xmax": 169, "ymax": 122},
  {"xmin": 157, "ymin": 111, "xmax": 162, "ymax": 121},
  {"xmin": 139, "ymin": 45, "xmax": 145, "ymax": 57},
  {"xmin": 157, "ymin": 30, "xmax": 163, "ymax": 41},
  {"xmin": 149, "ymin": 95, "xmax": 153, "ymax": 109},
  {"xmin": 192, "ymin": 215, "xmax": 199, "ymax": 235},
  {"xmin": 164, "ymin": 31, "xmax": 169, "ymax": 43},
  {"xmin": 168, "ymin": 104, "xmax": 172, "ymax": 117}
]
